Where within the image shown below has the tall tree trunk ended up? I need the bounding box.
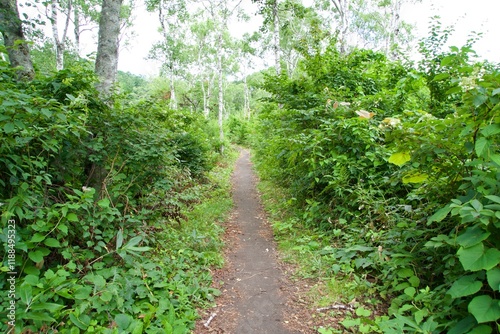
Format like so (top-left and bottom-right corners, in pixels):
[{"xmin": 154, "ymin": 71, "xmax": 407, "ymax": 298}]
[
  {"xmin": 74, "ymin": 6, "xmax": 80, "ymax": 55},
  {"xmin": 202, "ymin": 77, "xmax": 209, "ymax": 118},
  {"xmin": 51, "ymin": 0, "xmax": 72, "ymax": 70},
  {"xmin": 244, "ymin": 74, "xmax": 250, "ymax": 119},
  {"xmin": 330, "ymin": 0, "xmax": 349, "ymax": 54},
  {"xmin": 272, "ymin": 0, "xmax": 281, "ymax": 75},
  {"xmin": 90, "ymin": 0, "xmax": 122, "ymax": 197},
  {"xmin": 387, "ymin": 0, "xmax": 402, "ymax": 60},
  {"xmin": 0, "ymin": 0, "xmax": 35, "ymax": 80},
  {"xmin": 169, "ymin": 66, "xmax": 177, "ymax": 110},
  {"xmin": 217, "ymin": 32, "xmax": 224, "ymax": 154},
  {"xmin": 95, "ymin": 0, "xmax": 123, "ymax": 98}
]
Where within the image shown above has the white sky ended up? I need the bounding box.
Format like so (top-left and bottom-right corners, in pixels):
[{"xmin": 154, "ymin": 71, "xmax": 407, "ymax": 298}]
[{"xmin": 117, "ymin": 0, "xmax": 500, "ymax": 76}]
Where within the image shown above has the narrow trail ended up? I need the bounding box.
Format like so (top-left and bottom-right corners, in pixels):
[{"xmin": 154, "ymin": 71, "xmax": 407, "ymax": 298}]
[{"xmin": 195, "ymin": 149, "xmax": 300, "ymax": 333}]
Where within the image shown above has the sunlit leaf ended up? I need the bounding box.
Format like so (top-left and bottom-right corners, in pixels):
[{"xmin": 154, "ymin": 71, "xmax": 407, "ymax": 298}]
[
  {"xmin": 388, "ymin": 152, "xmax": 411, "ymax": 166},
  {"xmin": 402, "ymin": 173, "xmax": 428, "ymax": 184},
  {"xmin": 355, "ymin": 110, "xmax": 375, "ymax": 119},
  {"xmin": 474, "ymin": 137, "xmax": 490, "ymax": 157},
  {"xmin": 433, "ymin": 73, "xmax": 449, "ymax": 81}
]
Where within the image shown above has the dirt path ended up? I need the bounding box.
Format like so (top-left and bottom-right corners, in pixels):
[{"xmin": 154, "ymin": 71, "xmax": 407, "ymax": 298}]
[{"xmin": 194, "ymin": 149, "xmax": 301, "ymax": 333}]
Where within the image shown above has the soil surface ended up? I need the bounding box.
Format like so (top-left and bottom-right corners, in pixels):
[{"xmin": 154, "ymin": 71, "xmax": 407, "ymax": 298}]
[{"xmin": 194, "ymin": 149, "xmax": 305, "ymax": 333}]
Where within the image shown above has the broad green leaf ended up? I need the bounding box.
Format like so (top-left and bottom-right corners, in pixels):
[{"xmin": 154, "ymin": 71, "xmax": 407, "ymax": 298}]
[
  {"xmin": 473, "ymin": 94, "xmax": 488, "ymax": 107},
  {"xmin": 28, "ymin": 250, "xmax": 44, "ymax": 263},
  {"xmin": 492, "ymin": 88, "xmax": 500, "ymax": 96},
  {"xmin": 355, "ymin": 307, "xmax": 372, "ymax": 317},
  {"xmin": 22, "ymin": 312, "xmax": 56, "ymax": 322},
  {"xmin": 487, "ymin": 268, "xmax": 500, "ymax": 291},
  {"xmin": 402, "ymin": 173, "xmax": 428, "ymax": 184},
  {"xmin": 116, "ymin": 229, "xmax": 124, "ymax": 249},
  {"xmin": 74, "ymin": 286, "xmax": 92, "ymax": 299},
  {"xmin": 475, "ymin": 137, "xmax": 490, "ymax": 157},
  {"xmin": 404, "ymin": 287, "xmax": 416, "ymax": 297},
  {"xmin": 31, "ymin": 302, "xmax": 65, "ymax": 312},
  {"xmin": 69, "ymin": 313, "xmax": 89, "ymax": 330},
  {"xmin": 19, "ymin": 284, "xmax": 33, "ymax": 305},
  {"xmin": 100, "ymin": 291, "xmax": 113, "ymax": 302},
  {"xmin": 440, "ymin": 56, "xmax": 454, "ymax": 66},
  {"xmin": 98, "ymin": 198, "xmax": 110, "ymax": 208},
  {"xmin": 468, "ymin": 325, "xmax": 493, "ymax": 334},
  {"xmin": 388, "ymin": 152, "xmax": 411, "ymax": 166},
  {"xmin": 131, "ymin": 322, "xmax": 144, "ymax": 334},
  {"xmin": 44, "ymin": 238, "xmax": 61, "ymax": 248},
  {"xmin": 456, "ymin": 225, "xmax": 490, "ymax": 248},
  {"xmin": 485, "ymin": 195, "xmax": 500, "ymax": 204},
  {"xmin": 468, "ymin": 295, "xmax": 500, "ymax": 323},
  {"xmin": 447, "ymin": 315, "xmax": 476, "ymax": 334},
  {"xmin": 433, "ymin": 73, "xmax": 450, "ymax": 81},
  {"xmin": 115, "ymin": 314, "xmax": 133, "ymax": 329},
  {"xmin": 66, "ymin": 213, "xmax": 78, "ymax": 222},
  {"xmin": 58, "ymin": 224, "xmax": 68, "ymax": 234},
  {"xmin": 491, "ymin": 154, "xmax": 500, "ymax": 166},
  {"xmin": 23, "ymin": 274, "xmax": 39, "ymax": 286},
  {"xmin": 31, "ymin": 233, "xmax": 45, "ymax": 242},
  {"xmin": 427, "ymin": 205, "xmax": 451, "ymax": 224},
  {"xmin": 447, "ymin": 275, "xmax": 482, "ymax": 298},
  {"xmin": 123, "ymin": 236, "xmax": 142, "ymax": 249},
  {"xmin": 457, "ymin": 243, "xmax": 500, "ymax": 271},
  {"xmin": 4, "ymin": 122, "xmax": 15, "ymax": 133},
  {"xmin": 481, "ymin": 124, "xmax": 500, "ymax": 137},
  {"xmin": 86, "ymin": 274, "xmax": 106, "ymax": 287}
]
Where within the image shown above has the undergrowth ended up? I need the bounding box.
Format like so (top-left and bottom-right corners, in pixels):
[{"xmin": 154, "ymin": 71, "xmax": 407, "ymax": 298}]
[
  {"xmin": 0, "ymin": 60, "xmax": 237, "ymax": 333},
  {"xmin": 252, "ymin": 28, "xmax": 500, "ymax": 334}
]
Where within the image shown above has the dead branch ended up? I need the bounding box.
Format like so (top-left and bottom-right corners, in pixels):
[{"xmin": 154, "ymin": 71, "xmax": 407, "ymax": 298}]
[
  {"xmin": 316, "ymin": 303, "xmax": 355, "ymax": 312},
  {"xmin": 204, "ymin": 312, "xmax": 217, "ymax": 328}
]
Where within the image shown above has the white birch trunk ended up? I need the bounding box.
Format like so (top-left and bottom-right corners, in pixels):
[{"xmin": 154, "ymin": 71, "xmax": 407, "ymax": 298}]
[
  {"xmin": 217, "ymin": 33, "xmax": 224, "ymax": 154},
  {"xmin": 170, "ymin": 69, "xmax": 177, "ymax": 110},
  {"xmin": 272, "ymin": 0, "xmax": 281, "ymax": 75},
  {"xmin": 95, "ymin": 0, "xmax": 123, "ymax": 97},
  {"xmin": 74, "ymin": 6, "xmax": 80, "ymax": 56},
  {"xmin": 51, "ymin": 0, "xmax": 72, "ymax": 70},
  {"xmin": 244, "ymin": 74, "xmax": 250, "ymax": 119}
]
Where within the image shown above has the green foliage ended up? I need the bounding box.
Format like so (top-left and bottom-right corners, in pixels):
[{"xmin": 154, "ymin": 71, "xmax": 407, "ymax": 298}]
[
  {"xmin": 253, "ymin": 35, "xmax": 500, "ymax": 332},
  {"xmin": 0, "ymin": 62, "xmax": 233, "ymax": 332}
]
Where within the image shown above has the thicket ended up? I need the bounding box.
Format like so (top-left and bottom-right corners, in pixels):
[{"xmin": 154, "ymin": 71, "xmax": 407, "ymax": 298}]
[
  {"xmin": 0, "ymin": 58, "xmax": 232, "ymax": 332},
  {"xmin": 252, "ymin": 30, "xmax": 500, "ymax": 332}
]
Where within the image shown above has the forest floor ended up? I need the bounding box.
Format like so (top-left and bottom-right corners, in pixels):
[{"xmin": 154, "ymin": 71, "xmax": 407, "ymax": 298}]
[{"xmin": 193, "ymin": 149, "xmax": 327, "ymax": 333}]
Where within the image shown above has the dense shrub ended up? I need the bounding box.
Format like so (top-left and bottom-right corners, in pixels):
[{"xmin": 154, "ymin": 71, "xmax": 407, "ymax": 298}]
[
  {"xmin": 253, "ymin": 41, "xmax": 500, "ymax": 332},
  {"xmin": 0, "ymin": 61, "xmax": 226, "ymax": 332}
]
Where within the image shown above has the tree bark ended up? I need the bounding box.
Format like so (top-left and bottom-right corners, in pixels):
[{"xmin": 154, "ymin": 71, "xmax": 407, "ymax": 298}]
[
  {"xmin": 95, "ymin": 0, "xmax": 123, "ymax": 98},
  {"xmin": 89, "ymin": 0, "xmax": 122, "ymax": 198},
  {"xmin": 272, "ymin": 0, "xmax": 281, "ymax": 75},
  {"xmin": 51, "ymin": 0, "xmax": 72, "ymax": 70},
  {"xmin": 217, "ymin": 31, "xmax": 224, "ymax": 154},
  {"xmin": 74, "ymin": 6, "xmax": 80, "ymax": 55},
  {"xmin": 0, "ymin": 0, "xmax": 35, "ymax": 80}
]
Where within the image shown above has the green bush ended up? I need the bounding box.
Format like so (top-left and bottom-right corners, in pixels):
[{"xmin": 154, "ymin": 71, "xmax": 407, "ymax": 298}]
[
  {"xmin": 0, "ymin": 61, "xmax": 228, "ymax": 332},
  {"xmin": 252, "ymin": 39, "xmax": 500, "ymax": 332}
]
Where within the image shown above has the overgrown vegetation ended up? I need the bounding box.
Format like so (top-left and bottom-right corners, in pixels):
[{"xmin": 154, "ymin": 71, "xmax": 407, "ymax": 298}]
[
  {"xmin": 252, "ymin": 26, "xmax": 500, "ymax": 333},
  {"xmin": 0, "ymin": 58, "xmax": 236, "ymax": 332}
]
